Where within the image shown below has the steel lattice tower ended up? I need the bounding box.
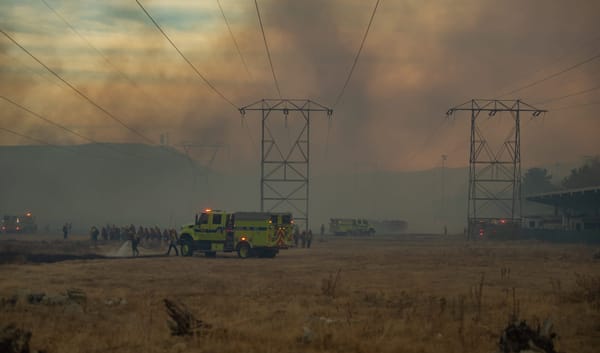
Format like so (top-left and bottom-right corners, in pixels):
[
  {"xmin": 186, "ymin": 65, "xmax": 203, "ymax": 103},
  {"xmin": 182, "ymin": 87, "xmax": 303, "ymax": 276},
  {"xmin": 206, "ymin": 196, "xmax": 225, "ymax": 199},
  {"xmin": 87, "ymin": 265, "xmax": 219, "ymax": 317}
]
[
  {"xmin": 446, "ymin": 99, "xmax": 545, "ymax": 239},
  {"xmin": 240, "ymin": 99, "xmax": 333, "ymax": 231}
]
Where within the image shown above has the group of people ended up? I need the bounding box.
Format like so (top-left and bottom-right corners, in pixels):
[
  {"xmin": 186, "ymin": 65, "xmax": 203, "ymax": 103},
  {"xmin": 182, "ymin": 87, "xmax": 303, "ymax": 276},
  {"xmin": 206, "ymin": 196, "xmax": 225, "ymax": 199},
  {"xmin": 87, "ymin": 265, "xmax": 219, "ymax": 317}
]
[
  {"xmin": 89, "ymin": 224, "xmax": 180, "ymax": 257},
  {"xmin": 292, "ymin": 228, "xmax": 314, "ymax": 248},
  {"xmin": 89, "ymin": 224, "xmax": 174, "ymax": 243}
]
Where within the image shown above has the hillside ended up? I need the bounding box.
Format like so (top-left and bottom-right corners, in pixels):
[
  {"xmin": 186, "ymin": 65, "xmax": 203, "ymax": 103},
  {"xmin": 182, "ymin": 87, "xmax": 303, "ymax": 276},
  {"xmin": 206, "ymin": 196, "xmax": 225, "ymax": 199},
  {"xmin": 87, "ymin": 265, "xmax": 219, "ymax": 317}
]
[
  {"xmin": 0, "ymin": 144, "xmax": 205, "ymax": 231},
  {"xmin": 0, "ymin": 144, "xmax": 571, "ymax": 233}
]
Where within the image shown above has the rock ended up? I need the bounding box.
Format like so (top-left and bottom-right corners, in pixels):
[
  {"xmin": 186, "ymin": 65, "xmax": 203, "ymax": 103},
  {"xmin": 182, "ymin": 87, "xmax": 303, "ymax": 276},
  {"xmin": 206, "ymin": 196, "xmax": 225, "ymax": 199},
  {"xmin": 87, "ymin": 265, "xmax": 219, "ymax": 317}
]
[
  {"xmin": 42, "ymin": 294, "xmax": 69, "ymax": 306},
  {"xmin": 26, "ymin": 293, "xmax": 45, "ymax": 305},
  {"xmin": 66, "ymin": 289, "xmax": 86, "ymax": 305},
  {"xmin": 0, "ymin": 295, "xmax": 18, "ymax": 307},
  {"xmin": 301, "ymin": 326, "xmax": 314, "ymax": 344},
  {"xmin": 104, "ymin": 297, "xmax": 127, "ymax": 306},
  {"xmin": 498, "ymin": 320, "xmax": 558, "ymax": 353},
  {"xmin": 0, "ymin": 324, "xmax": 31, "ymax": 353},
  {"xmin": 164, "ymin": 299, "xmax": 211, "ymax": 336}
]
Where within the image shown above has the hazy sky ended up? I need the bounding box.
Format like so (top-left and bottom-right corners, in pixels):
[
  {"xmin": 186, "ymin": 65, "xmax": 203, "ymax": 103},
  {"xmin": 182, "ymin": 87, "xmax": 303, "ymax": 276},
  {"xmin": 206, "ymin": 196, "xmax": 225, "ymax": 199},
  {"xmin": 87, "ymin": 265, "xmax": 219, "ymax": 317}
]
[{"xmin": 1, "ymin": 0, "xmax": 599, "ymax": 173}]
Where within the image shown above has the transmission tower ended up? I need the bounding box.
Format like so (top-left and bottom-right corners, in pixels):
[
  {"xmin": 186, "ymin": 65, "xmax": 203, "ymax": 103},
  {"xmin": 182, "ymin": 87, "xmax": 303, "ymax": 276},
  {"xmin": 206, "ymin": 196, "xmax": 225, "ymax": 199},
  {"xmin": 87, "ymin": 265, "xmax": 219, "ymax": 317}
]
[
  {"xmin": 240, "ymin": 99, "xmax": 333, "ymax": 231},
  {"xmin": 446, "ymin": 99, "xmax": 546, "ymax": 239}
]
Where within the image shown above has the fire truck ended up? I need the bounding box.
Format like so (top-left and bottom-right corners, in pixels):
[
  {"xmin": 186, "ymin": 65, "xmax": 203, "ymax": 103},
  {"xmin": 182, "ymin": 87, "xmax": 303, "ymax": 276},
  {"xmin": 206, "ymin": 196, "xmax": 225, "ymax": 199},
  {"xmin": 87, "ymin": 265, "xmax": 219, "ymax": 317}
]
[
  {"xmin": 1, "ymin": 212, "xmax": 37, "ymax": 234},
  {"xmin": 179, "ymin": 209, "xmax": 294, "ymax": 258},
  {"xmin": 473, "ymin": 218, "xmax": 519, "ymax": 239},
  {"xmin": 329, "ymin": 218, "xmax": 375, "ymax": 236}
]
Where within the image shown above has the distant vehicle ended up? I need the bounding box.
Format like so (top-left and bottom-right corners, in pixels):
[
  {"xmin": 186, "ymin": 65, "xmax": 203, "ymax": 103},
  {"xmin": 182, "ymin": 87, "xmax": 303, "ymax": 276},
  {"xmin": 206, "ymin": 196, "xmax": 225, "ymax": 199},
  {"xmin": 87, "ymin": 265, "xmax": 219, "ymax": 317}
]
[
  {"xmin": 1, "ymin": 212, "xmax": 37, "ymax": 234},
  {"xmin": 370, "ymin": 219, "xmax": 408, "ymax": 234},
  {"xmin": 474, "ymin": 218, "xmax": 519, "ymax": 239},
  {"xmin": 329, "ymin": 218, "xmax": 375, "ymax": 236},
  {"xmin": 179, "ymin": 209, "xmax": 294, "ymax": 258}
]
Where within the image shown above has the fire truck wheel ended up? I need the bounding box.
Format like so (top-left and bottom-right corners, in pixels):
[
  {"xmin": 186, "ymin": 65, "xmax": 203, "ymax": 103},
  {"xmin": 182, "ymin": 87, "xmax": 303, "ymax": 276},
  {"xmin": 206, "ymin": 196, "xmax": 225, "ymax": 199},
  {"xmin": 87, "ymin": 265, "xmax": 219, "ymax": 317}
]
[
  {"xmin": 237, "ymin": 243, "xmax": 251, "ymax": 259},
  {"xmin": 180, "ymin": 236, "xmax": 194, "ymax": 257}
]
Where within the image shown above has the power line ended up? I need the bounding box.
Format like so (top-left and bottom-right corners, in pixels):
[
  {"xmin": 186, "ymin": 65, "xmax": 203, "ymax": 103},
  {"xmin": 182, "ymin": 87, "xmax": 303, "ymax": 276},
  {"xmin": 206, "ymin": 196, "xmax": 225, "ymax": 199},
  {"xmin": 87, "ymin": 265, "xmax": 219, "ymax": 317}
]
[
  {"xmin": 491, "ymin": 34, "xmax": 600, "ymax": 99},
  {"xmin": 254, "ymin": 0, "xmax": 281, "ymax": 98},
  {"xmin": 0, "ymin": 124, "xmax": 132, "ymax": 162},
  {"xmin": 535, "ymin": 84, "xmax": 600, "ymax": 105},
  {"xmin": 135, "ymin": 0, "xmax": 239, "ymax": 110},
  {"xmin": 0, "ymin": 126, "xmax": 53, "ymax": 146},
  {"xmin": 216, "ymin": 0, "xmax": 252, "ymax": 79},
  {"xmin": 40, "ymin": 0, "xmax": 168, "ymax": 117},
  {"xmin": 0, "ymin": 28, "xmax": 156, "ymax": 145},
  {"xmin": 0, "ymin": 95, "xmax": 138, "ymax": 159},
  {"xmin": 1, "ymin": 95, "xmax": 98, "ymax": 144},
  {"xmin": 550, "ymin": 100, "xmax": 600, "ymax": 111},
  {"xmin": 332, "ymin": 0, "xmax": 380, "ymax": 108},
  {"xmin": 496, "ymin": 52, "xmax": 600, "ymax": 98}
]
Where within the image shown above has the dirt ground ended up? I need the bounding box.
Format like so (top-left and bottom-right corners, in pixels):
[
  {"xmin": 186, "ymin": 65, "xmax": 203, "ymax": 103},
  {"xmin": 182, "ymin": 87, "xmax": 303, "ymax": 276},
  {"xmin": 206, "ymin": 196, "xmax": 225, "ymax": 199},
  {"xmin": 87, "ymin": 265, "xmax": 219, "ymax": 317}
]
[{"xmin": 0, "ymin": 233, "xmax": 599, "ymax": 353}]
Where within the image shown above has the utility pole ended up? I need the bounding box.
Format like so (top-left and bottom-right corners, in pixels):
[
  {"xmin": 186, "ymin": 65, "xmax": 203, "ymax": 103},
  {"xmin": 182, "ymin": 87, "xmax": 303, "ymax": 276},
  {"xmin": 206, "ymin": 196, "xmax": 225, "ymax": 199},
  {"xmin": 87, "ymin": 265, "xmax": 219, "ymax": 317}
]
[
  {"xmin": 446, "ymin": 99, "xmax": 545, "ymax": 240},
  {"xmin": 441, "ymin": 154, "xmax": 447, "ymax": 236},
  {"xmin": 240, "ymin": 99, "xmax": 333, "ymax": 231}
]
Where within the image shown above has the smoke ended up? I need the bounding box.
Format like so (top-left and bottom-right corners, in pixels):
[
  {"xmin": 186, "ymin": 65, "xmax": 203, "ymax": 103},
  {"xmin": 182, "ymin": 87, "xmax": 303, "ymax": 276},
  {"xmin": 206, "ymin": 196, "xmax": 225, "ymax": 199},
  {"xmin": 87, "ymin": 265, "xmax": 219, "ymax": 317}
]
[{"xmin": 0, "ymin": 0, "xmax": 599, "ymax": 170}]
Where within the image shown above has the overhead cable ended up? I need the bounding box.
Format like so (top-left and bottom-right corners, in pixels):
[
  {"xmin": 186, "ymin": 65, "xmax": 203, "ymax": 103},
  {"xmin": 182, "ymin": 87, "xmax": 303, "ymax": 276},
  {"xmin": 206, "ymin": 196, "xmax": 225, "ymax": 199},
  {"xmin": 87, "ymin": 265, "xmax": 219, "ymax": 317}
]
[
  {"xmin": 496, "ymin": 52, "xmax": 600, "ymax": 98},
  {"xmin": 0, "ymin": 126, "xmax": 53, "ymax": 146},
  {"xmin": 40, "ymin": 0, "xmax": 167, "ymax": 117},
  {"xmin": 217, "ymin": 0, "xmax": 252, "ymax": 79},
  {"xmin": 254, "ymin": 0, "xmax": 281, "ymax": 98},
  {"xmin": 0, "ymin": 28, "xmax": 156, "ymax": 145},
  {"xmin": 0, "ymin": 95, "xmax": 138, "ymax": 158},
  {"xmin": 332, "ymin": 0, "xmax": 380, "ymax": 108},
  {"xmin": 135, "ymin": 0, "xmax": 239, "ymax": 110},
  {"xmin": 535, "ymin": 84, "xmax": 600, "ymax": 105}
]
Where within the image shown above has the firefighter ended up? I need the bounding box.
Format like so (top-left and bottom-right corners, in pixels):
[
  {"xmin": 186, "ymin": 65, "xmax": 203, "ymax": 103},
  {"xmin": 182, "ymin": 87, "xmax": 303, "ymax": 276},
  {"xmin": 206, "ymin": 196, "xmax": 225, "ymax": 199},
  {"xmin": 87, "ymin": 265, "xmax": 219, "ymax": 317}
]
[
  {"xmin": 131, "ymin": 229, "xmax": 140, "ymax": 257},
  {"xmin": 162, "ymin": 229, "xmax": 169, "ymax": 246},
  {"xmin": 166, "ymin": 229, "xmax": 179, "ymax": 256},
  {"xmin": 90, "ymin": 226, "xmax": 99, "ymax": 243},
  {"xmin": 293, "ymin": 227, "xmax": 299, "ymax": 247},
  {"xmin": 306, "ymin": 229, "xmax": 313, "ymax": 248},
  {"xmin": 62, "ymin": 223, "xmax": 69, "ymax": 239},
  {"xmin": 300, "ymin": 230, "xmax": 306, "ymax": 248}
]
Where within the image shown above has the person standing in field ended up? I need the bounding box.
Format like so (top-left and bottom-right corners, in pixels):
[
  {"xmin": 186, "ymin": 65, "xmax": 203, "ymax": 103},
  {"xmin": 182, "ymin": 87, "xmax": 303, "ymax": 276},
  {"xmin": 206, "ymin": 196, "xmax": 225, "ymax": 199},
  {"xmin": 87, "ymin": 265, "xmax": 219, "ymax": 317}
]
[
  {"xmin": 131, "ymin": 229, "xmax": 140, "ymax": 257},
  {"xmin": 306, "ymin": 229, "xmax": 313, "ymax": 248},
  {"xmin": 166, "ymin": 229, "xmax": 179, "ymax": 256},
  {"xmin": 62, "ymin": 223, "xmax": 69, "ymax": 239},
  {"xmin": 293, "ymin": 227, "xmax": 299, "ymax": 247},
  {"xmin": 300, "ymin": 230, "xmax": 306, "ymax": 248},
  {"xmin": 90, "ymin": 226, "xmax": 99, "ymax": 244}
]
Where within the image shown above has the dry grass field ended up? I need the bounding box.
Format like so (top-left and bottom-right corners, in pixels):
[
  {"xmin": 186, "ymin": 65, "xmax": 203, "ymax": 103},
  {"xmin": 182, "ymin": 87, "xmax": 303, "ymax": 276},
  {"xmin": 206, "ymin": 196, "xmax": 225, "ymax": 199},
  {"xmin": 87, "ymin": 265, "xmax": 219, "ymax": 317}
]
[{"xmin": 0, "ymin": 234, "xmax": 599, "ymax": 353}]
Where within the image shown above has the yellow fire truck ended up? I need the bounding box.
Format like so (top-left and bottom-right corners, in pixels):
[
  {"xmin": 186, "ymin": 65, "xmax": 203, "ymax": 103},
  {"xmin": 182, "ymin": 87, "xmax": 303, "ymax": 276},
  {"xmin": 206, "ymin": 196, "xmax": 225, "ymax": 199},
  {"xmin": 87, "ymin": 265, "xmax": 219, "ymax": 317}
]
[
  {"xmin": 329, "ymin": 218, "xmax": 375, "ymax": 236},
  {"xmin": 179, "ymin": 209, "xmax": 294, "ymax": 258},
  {"xmin": 1, "ymin": 212, "xmax": 37, "ymax": 233}
]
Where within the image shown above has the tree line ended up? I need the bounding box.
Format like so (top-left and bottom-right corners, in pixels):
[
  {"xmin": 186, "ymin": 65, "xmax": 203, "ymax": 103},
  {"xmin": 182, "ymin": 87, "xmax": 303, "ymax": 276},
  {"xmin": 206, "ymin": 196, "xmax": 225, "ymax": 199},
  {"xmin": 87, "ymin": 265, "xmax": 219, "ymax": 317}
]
[{"xmin": 522, "ymin": 156, "xmax": 600, "ymax": 195}]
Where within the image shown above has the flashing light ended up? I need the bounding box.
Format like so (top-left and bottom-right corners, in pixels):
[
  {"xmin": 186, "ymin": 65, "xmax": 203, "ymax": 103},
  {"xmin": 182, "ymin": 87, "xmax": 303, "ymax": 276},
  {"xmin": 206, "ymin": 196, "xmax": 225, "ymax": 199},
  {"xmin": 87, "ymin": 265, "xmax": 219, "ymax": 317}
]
[
  {"xmin": 291, "ymin": 220, "xmax": 294, "ymax": 224},
  {"xmin": 268, "ymin": 220, "xmax": 272, "ymax": 224},
  {"xmin": 26, "ymin": 212, "xmax": 32, "ymax": 217},
  {"xmin": 204, "ymin": 208, "xmax": 212, "ymax": 213},
  {"xmin": 500, "ymin": 219, "xmax": 506, "ymax": 224},
  {"xmin": 16, "ymin": 226, "xmax": 20, "ymax": 231},
  {"xmin": 240, "ymin": 236, "xmax": 247, "ymax": 241}
]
